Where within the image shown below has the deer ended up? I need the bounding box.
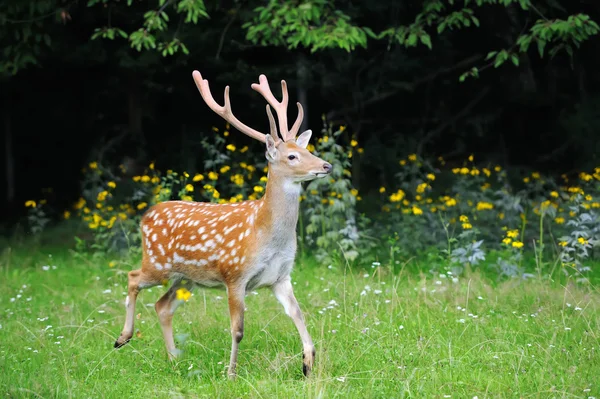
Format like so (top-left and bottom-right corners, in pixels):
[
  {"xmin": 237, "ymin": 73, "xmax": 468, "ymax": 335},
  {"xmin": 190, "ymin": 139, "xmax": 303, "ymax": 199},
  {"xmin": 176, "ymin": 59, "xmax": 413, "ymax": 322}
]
[{"xmin": 114, "ymin": 70, "xmax": 332, "ymax": 379}]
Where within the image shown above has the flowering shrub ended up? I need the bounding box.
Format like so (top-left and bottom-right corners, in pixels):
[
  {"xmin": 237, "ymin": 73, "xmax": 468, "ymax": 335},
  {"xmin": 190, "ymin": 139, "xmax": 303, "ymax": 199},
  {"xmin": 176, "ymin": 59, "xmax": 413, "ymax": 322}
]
[
  {"xmin": 378, "ymin": 154, "xmax": 600, "ymax": 278},
  {"xmin": 302, "ymin": 121, "xmax": 370, "ymax": 264},
  {"xmin": 23, "ymin": 123, "xmax": 600, "ymax": 279}
]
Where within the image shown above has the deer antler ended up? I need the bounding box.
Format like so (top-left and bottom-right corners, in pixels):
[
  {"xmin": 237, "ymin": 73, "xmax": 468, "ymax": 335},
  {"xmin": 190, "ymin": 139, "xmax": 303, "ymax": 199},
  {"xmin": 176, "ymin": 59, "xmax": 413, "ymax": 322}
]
[
  {"xmin": 192, "ymin": 70, "xmax": 279, "ymax": 144},
  {"xmin": 251, "ymin": 74, "xmax": 304, "ymax": 142}
]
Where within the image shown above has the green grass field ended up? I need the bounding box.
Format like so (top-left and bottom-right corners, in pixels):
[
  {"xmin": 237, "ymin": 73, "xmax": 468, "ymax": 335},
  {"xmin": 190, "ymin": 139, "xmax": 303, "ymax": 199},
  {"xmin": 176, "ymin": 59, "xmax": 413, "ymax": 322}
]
[{"xmin": 1, "ymin": 243, "xmax": 599, "ymax": 398}]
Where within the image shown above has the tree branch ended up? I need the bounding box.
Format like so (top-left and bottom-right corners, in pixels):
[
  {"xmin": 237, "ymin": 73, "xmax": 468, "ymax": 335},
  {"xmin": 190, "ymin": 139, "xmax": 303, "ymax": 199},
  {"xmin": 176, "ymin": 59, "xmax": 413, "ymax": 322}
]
[{"xmin": 327, "ymin": 54, "xmax": 482, "ymax": 120}]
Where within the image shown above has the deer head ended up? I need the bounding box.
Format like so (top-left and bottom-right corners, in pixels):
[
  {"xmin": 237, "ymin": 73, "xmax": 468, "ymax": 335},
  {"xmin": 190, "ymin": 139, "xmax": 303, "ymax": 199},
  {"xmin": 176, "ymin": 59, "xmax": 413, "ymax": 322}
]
[{"xmin": 191, "ymin": 71, "xmax": 332, "ymax": 182}]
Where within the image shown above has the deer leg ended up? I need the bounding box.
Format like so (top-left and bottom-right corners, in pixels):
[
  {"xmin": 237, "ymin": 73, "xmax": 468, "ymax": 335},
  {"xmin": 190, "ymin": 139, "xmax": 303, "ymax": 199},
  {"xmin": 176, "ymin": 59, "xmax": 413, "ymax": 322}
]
[
  {"xmin": 273, "ymin": 278, "xmax": 315, "ymax": 377},
  {"xmin": 155, "ymin": 278, "xmax": 195, "ymax": 360},
  {"xmin": 226, "ymin": 286, "xmax": 245, "ymax": 379},
  {"xmin": 115, "ymin": 269, "xmax": 159, "ymax": 348}
]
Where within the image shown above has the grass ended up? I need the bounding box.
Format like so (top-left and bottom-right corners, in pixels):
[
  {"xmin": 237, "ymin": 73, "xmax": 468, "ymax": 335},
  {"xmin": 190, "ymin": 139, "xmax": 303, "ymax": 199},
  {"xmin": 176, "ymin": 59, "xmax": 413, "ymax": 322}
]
[{"xmin": 1, "ymin": 243, "xmax": 599, "ymax": 398}]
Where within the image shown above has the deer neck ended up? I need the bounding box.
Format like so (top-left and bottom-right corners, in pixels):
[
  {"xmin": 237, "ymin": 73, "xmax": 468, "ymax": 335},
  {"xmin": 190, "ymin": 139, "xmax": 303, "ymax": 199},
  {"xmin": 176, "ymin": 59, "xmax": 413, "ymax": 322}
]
[{"xmin": 257, "ymin": 167, "xmax": 301, "ymax": 237}]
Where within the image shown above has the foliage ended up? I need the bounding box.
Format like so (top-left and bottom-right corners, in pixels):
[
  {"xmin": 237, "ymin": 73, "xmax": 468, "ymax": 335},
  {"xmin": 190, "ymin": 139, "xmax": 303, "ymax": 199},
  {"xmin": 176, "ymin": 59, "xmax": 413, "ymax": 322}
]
[
  {"xmin": 243, "ymin": 0, "xmax": 375, "ymax": 52},
  {"xmin": 302, "ymin": 122, "xmax": 365, "ymax": 264},
  {"xmin": 376, "ymin": 153, "xmax": 600, "ymax": 279},
  {"xmin": 0, "ymin": 0, "xmax": 65, "ymax": 76}
]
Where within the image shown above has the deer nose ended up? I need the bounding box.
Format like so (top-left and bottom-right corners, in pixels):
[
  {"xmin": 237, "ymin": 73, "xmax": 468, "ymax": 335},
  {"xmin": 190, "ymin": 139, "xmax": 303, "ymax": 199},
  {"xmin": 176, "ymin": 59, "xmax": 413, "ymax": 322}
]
[{"xmin": 323, "ymin": 162, "xmax": 332, "ymax": 173}]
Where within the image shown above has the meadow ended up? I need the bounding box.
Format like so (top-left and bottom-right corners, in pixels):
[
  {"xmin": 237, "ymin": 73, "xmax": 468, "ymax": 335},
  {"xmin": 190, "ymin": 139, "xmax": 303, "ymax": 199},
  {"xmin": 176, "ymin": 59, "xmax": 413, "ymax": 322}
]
[
  {"xmin": 4, "ymin": 124, "xmax": 600, "ymax": 398},
  {"xmin": 1, "ymin": 237, "xmax": 599, "ymax": 398}
]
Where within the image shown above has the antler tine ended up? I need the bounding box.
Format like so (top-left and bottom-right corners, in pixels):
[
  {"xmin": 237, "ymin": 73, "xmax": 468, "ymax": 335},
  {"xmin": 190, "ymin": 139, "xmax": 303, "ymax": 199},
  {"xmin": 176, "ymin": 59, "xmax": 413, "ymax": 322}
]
[
  {"xmin": 265, "ymin": 105, "xmax": 280, "ymax": 143},
  {"xmin": 192, "ymin": 70, "xmax": 267, "ymax": 143},
  {"xmin": 251, "ymin": 74, "xmax": 292, "ymax": 141},
  {"xmin": 288, "ymin": 102, "xmax": 304, "ymax": 139}
]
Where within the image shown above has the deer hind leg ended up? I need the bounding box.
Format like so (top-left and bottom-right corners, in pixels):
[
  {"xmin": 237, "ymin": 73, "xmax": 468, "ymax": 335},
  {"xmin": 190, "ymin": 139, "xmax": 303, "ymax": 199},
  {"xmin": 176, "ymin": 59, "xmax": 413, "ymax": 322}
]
[
  {"xmin": 226, "ymin": 285, "xmax": 245, "ymax": 379},
  {"xmin": 115, "ymin": 268, "xmax": 160, "ymax": 348},
  {"xmin": 273, "ymin": 278, "xmax": 315, "ymax": 377},
  {"xmin": 155, "ymin": 278, "xmax": 195, "ymax": 360}
]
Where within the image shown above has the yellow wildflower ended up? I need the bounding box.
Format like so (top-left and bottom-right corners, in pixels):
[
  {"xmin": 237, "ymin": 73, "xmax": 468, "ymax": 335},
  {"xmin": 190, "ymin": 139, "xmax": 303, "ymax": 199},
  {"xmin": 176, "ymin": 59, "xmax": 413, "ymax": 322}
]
[
  {"xmin": 240, "ymin": 146, "xmax": 249, "ymax": 153},
  {"xmin": 226, "ymin": 144, "xmax": 236, "ymax": 152},
  {"xmin": 25, "ymin": 200, "xmax": 37, "ymax": 208},
  {"xmin": 483, "ymin": 168, "xmax": 491, "ymax": 177},
  {"xmin": 185, "ymin": 184, "xmax": 194, "ymax": 192},
  {"xmin": 358, "ymin": 148, "xmax": 364, "ymax": 154},
  {"xmin": 550, "ymin": 191, "xmax": 559, "ymax": 198},
  {"xmin": 532, "ymin": 172, "xmax": 540, "ymax": 179},
  {"xmin": 400, "ymin": 160, "xmax": 407, "ymax": 166},
  {"xmin": 63, "ymin": 211, "xmax": 71, "ymax": 219},
  {"xmin": 426, "ymin": 173, "xmax": 435, "ymax": 181},
  {"xmin": 459, "ymin": 215, "xmax": 469, "ymax": 223},
  {"xmin": 558, "ymin": 241, "xmax": 567, "ymax": 247},
  {"xmin": 554, "ymin": 217, "xmax": 565, "ymax": 224},
  {"xmin": 89, "ymin": 162, "xmax": 98, "ymax": 169},
  {"xmin": 512, "ymin": 241, "xmax": 524, "ymax": 249},
  {"xmin": 339, "ymin": 125, "xmax": 346, "ymax": 132},
  {"xmin": 350, "ymin": 139, "xmax": 358, "ymax": 147},
  {"xmin": 412, "ymin": 206, "xmax": 423, "ymax": 215},
  {"xmin": 379, "ymin": 186, "xmax": 386, "ymax": 193},
  {"xmin": 193, "ymin": 174, "xmax": 204, "ymax": 182},
  {"xmin": 460, "ymin": 167, "xmax": 469, "ymax": 175},
  {"xmin": 444, "ymin": 197, "xmax": 457, "ymax": 207},
  {"xmin": 176, "ymin": 288, "xmax": 192, "ymax": 302},
  {"xmin": 462, "ymin": 223, "xmax": 472, "ymax": 229},
  {"xmin": 408, "ymin": 154, "xmax": 417, "ymax": 162},
  {"xmin": 97, "ymin": 191, "xmax": 109, "ymax": 202},
  {"xmin": 253, "ymin": 186, "xmax": 264, "ymax": 193},
  {"xmin": 208, "ymin": 172, "xmax": 219, "ymax": 180},
  {"xmin": 494, "ymin": 165, "xmax": 502, "ymax": 172},
  {"xmin": 523, "ymin": 177, "xmax": 530, "ymax": 183},
  {"xmin": 181, "ymin": 195, "xmax": 193, "ymax": 201},
  {"xmin": 107, "ymin": 181, "xmax": 116, "ymax": 189},
  {"xmin": 476, "ymin": 201, "xmax": 494, "ymax": 211},
  {"xmin": 137, "ymin": 202, "xmax": 147, "ymax": 210},
  {"xmin": 389, "ymin": 190, "xmax": 405, "ymax": 202},
  {"xmin": 231, "ymin": 174, "xmax": 244, "ymax": 186},
  {"xmin": 579, "ymin": 172, "xmax": 593, "ymax": 182},
  {"xmin": 506, "ymin": 229, "xmax": 519, "ymax": 239},
  {"xmin": 578, "ymin": 237, "xmax": 588, "ymax": 245},
  {"xmin": 502, "ymin": 237, "xmax": 512, "ymax": 245},
  {"xmin": 108, "ymin": 261, "xmax": 117, "ymax": 268},
  {"xmin": 151, "ymin": 176, "xmax": 160, "ymax": 184},
  {"xmin": 141, "ymin": 175, "xmax": 151, "ymax": 183},
  {"xmin": 223, "ymin": 131, "xmax": 229, "ymax": 137},
  {"xmin": 220, "ymin": 165, "xmax": 231, "ymax": 174}
]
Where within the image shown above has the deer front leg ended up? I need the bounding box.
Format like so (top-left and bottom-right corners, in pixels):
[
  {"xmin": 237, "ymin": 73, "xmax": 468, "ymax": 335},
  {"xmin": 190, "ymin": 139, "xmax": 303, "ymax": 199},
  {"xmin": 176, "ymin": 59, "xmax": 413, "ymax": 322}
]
[
  {"xmin": 226, "ymin": 286, "xmax": 245, "ymax": 379},
  {"xmin": 272, "ymin": 278, "xmax": 315, "ymax": 377}
]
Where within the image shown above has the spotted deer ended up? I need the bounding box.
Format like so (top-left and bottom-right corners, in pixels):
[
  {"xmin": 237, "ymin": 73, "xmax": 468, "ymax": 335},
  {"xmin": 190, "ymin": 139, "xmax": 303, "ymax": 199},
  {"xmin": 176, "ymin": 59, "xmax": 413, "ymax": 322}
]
[{"xmin": 114, "ymin": 70, "xmax": 332, "ymax": 378}]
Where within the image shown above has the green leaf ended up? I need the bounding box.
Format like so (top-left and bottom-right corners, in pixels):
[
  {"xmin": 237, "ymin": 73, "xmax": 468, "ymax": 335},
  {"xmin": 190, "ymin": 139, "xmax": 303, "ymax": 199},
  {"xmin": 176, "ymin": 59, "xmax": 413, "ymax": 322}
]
[
  {"xmin": 420, "ymin": 33, "xmax": 432, "ymax": 49},
  {"xmin": 537, "ymin": 39, "xmax": 546, "ymax": 58},
  {"xmin": 485, "ymin": 50, "xmax": 497, "ymax": 61},
  {"xmin": 511, "ymin": 53, "xmax": 519, "ymax": 66}
]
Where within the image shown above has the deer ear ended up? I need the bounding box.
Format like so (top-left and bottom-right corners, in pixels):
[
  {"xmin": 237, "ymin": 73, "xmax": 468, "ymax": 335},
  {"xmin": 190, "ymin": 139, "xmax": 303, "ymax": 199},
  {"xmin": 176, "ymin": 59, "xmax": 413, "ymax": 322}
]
[
  {"xmin": 265, "ymin": 135, "xmax": 278, "ymax": 161},
  {"xmin": 295, "ymin": 130, "xmax": 312, "ymax": 149}
]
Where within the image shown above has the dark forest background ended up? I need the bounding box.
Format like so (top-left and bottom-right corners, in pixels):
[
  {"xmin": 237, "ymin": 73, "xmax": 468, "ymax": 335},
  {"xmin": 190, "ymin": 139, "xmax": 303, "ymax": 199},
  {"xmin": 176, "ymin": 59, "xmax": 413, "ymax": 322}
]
[{"xmin": 2, "ymin": 0, "xmax": 600, "ymax": 229}]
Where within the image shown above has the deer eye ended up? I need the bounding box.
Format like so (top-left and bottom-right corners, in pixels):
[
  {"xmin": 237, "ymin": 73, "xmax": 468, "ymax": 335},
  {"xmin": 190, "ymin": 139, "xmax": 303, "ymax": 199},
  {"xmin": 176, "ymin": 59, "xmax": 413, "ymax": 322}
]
[{"xmin": 288, "ymin": 155, "xmax": 297, "ymax": 161}]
